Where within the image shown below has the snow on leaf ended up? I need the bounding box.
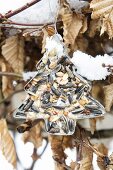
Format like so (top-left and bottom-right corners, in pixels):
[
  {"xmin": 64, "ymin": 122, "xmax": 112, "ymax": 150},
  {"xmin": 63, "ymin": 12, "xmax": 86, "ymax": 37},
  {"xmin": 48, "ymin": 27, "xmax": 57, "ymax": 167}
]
[
  {"xmin": 45, "ymin": 34, "xmax": 64, "ymax": 58},
  {"xmin": 103, "ymin": 83, "xmax": 113, "ymax": 112},
  {"xmin": 41, "ymin": 27, "xmax": 55, "ymax": 54},
  {"xmin": 0, "ymin": 119, "xmax": 17, "ymax": 168},
  {"xmin": 2, "ymin": 35, "xmax": 25, "ymax": 74},
  {"xmin": 71, "ymin": 50, "xmax": 113, "ymax": 81}
]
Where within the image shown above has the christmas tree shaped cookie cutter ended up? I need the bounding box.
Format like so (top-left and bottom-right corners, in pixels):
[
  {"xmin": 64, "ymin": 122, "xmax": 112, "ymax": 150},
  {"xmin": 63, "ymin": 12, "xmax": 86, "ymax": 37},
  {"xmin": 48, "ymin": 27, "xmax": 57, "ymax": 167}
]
[{"xmin": 13, "ymin": 34, "xmax": 105, "ymax": 135}]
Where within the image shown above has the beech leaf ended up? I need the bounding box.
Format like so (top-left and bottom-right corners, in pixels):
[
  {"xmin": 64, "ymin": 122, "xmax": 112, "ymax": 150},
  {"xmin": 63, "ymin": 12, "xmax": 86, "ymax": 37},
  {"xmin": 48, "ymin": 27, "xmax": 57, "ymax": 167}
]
[
  {"xmin": 59, "ymin": 0, "xmax": 87, "ymax": 50},
  {"xmin": 90, "ymin": 0, "xmax": 113, "ymax": 38},
  {"xmin": 103, "ymin": 83, "xmax": 113, "ymax": 112},
  {"xmin": 2, "ymin": 35, "xmax": 25, "ymax": 74},
  {"xmin": 79, "ymin": 146, "xmax": 93, "ymax": 170},
  {"xmin": 0, "ymin": 119, "xmax": 17, "ymax": 168},
  {"xmin": 0, "ymin": 59, "xmax": 13, "ymax": 97}
]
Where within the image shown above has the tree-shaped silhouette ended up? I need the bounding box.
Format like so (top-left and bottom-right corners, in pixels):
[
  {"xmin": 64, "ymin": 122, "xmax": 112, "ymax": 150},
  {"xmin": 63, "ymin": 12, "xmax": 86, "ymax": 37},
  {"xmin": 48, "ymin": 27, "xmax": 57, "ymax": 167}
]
[{"xmin": 14, "ymin": 34, "xmax": 105, "ymax": 135}]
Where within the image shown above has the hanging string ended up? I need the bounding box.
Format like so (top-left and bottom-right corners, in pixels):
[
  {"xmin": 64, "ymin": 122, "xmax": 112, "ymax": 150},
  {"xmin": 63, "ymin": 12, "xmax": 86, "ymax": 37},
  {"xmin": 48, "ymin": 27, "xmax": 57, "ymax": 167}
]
[{"xmin": 48, "ymin": 0, "xmax": 60, "ymax": 34}]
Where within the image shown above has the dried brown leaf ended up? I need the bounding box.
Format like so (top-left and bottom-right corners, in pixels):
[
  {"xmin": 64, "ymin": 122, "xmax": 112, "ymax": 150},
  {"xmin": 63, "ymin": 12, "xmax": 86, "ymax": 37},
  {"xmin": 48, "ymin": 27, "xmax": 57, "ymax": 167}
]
[
  {"xmin": 90, "ymin": 0, "xmax": 113, "ymax": 38},
  {"xmin": 59, "ymin": 0, "xmax": 87, "ymax": 50},
  {"xmin": 22, "ymin": 123, "xmax": 43, "ymax": 148},
  {"xmin": 0, "ymin": 59, "xmax": 13, "ymax": 97},
  {"xmin": 97, "ymin": 143, "xmax": 108, "ymax": 170},
  {"xmin": 50, "ymin": 135, "xmax": 67, "ymax": 170},
  {"xmin": 80, "ymin": 17, "xmax": 87, "ymax": 34},
  {"xmin": 70, "ymin": 161, "xmax": 80, "ymax": 170},
  {"xmin": 79, "ymin": 146, "xmax": 93, "ymax": 170},
  {"xmin": 45, "ymin": 26, "xmax": 55, "ymax": 36},
  {"xmin": 103, "ymin": 83, "xmax": 113, "ymax": 112},
  {"xmin": 90, "ymin": 0, "xmax": 113, "ymax": 20},
  {"xmin": 101, "ymin": 10, "xmax": 113, "ymax": 39},
  {"xmin": 0, "ymin": 119, "xmax": 17, "ymax": 168},
  {"xmin": 88, "ymin": 19, "xmax": 101, "ymax": 37},
  {"xmin": 2, "ymin": 35, "xmax": 25, "ymax": 74},
  {"xmin": 89, "ymin": 118, "xmax": 96, "ymax": 134},
  {"xmin": 41, "ymin": 28, "xmax": 49, "ymax": 54}
]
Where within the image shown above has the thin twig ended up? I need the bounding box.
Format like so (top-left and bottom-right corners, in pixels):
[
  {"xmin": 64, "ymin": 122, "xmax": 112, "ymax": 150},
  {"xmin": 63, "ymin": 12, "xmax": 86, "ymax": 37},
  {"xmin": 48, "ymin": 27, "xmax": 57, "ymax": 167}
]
[
  {"xmin": 0, "ymin": 20, "xmax": 61, "ymax": 29},
  {"xmin": 0, "ymin": 71, "xmax": 22, "ymax": 78},
  {"xmin": 3, "ymin": 21, "xmax": 56, "ymax": 26},
  {"xmin": 0, "ymin": 0, "xmax": 41, "ymax": 20}
]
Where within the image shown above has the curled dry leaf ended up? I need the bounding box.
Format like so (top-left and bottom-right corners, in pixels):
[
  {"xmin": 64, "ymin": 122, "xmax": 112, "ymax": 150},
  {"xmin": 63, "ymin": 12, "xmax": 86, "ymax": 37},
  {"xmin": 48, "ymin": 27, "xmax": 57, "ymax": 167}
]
[
  {"xmin": 96, "ymin": 143, "xmax": 108, "ymax": 170},
  {"xmin": 0, "ymin": 119, "xmax": 17, "ymax": 168},
  {"xmin": 22, "ymin": 122, "xmax": 43, "ymax": 148},
  {"xmin": 59, "ymin": 0, "xmax": 87, "ymax": 50},
  {"xmin": 103, "ymin": 83, "xmax": 113, "ymax": 112},
  {"xmin": 50, "ymin": 135, "xmax": 67, "ymax": 170},
  {"xmin": 89, "ymin": 118, "xmax": 96, "ymax": 134},
  {"xmin": 0, "ymin": 59, "xmax": 13, "ymax": 97},
  {"xmin": 90, "ymin": 0, "xmax": 113, "ymax": 38},
  {"xmin": 90, "ymin": 0, "xmax": 113, "ymax": 20},
  {"xmin": 101, "ymin": 10, "xmax": 113, "ymax": 39},
  {"xmin": 2, "ymin": 35, "xmax": 25, "ymax": 74}
]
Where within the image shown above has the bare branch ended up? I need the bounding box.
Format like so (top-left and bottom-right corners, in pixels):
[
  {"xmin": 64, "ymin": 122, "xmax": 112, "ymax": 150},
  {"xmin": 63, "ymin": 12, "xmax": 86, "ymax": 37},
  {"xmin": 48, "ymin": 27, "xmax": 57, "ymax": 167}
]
[
  {"xmin": 0, "ymin": 0, "xmax": 41, "ymax": 20},
  {"xmin": 0, "ymin": 71, "xmax": 22, "ymax": 78},
  {"xmin": 0, "ymin": 20, "xmax": 61, "ymax": 29}
]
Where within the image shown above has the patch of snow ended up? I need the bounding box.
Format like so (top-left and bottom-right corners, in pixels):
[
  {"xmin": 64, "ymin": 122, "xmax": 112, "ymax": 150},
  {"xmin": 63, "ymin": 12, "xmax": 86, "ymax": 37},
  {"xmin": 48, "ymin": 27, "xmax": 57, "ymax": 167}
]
[
  {"xmin": 65, "ymin": 148, "xmax": 76, "ymax": 166},
  {"xmin": 15, "ymin": 133, "xmax": 33, "ymax": 169},
  {"xmin": 0, "ymin": 0, "xmax": 88, "ymax": 24},
  {"xmin": 67, "ymin": 0, "xmax": 89, "ymax": 12},
  {"xmin": 71, "ymin": 50, "xmax": 113, "ymax": 81},
  {"xmin": 0, "ymin": 151, "xmax": 14, "ymax": 170},
  {"xmin": 45, "ymin": 34, "xmax": 64, "ymax": 58},
  {"xmin": 23, "ymin": 71, "xmax": 37, "ymax": 81}
]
